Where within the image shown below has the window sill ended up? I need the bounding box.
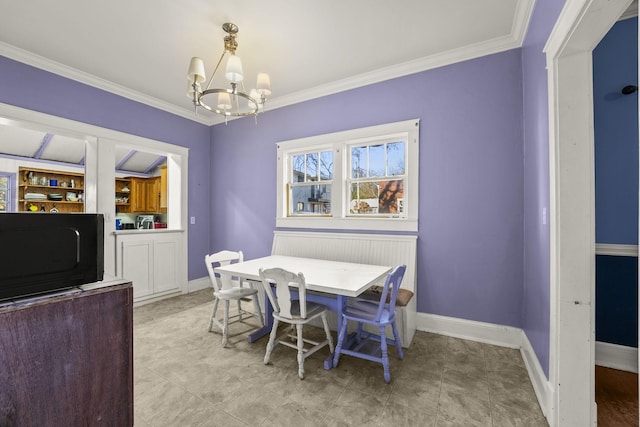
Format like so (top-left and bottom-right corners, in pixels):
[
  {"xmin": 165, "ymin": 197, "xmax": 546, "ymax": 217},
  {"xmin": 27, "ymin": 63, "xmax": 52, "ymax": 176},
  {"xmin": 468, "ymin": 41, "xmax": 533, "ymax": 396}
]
[{"xmin": 276, "ymin": 217, "xmax": 418, "ymax": 232}]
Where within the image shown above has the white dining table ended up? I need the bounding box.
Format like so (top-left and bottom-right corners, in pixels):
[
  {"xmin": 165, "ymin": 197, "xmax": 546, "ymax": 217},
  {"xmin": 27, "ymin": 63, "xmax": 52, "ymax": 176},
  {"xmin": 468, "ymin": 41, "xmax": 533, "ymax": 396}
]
[{"xmin": 214, "ymin": 254, "xmax": 392, "ymax": 369}]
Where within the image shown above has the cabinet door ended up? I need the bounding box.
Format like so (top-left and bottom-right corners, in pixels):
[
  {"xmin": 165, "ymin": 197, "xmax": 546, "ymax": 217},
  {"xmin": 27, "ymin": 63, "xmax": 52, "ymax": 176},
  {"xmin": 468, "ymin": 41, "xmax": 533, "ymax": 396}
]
[
  {"xmin": 159, "ymin": 166, "xmax": 167, "ymax": 211},
  {"xmin": 121, "ymin": 240, "xmax": 153, "ymax": 299},
  {"xmin": 144, "ymin": 178, "xmax": 160, "ymax": 213},
  {"xmin": 153, "ymin": 239, "xmax": 178, "ymax": 293},
  {"xmin": 130, "ymin": 179, "xmax": 146, "ymax": 212}
]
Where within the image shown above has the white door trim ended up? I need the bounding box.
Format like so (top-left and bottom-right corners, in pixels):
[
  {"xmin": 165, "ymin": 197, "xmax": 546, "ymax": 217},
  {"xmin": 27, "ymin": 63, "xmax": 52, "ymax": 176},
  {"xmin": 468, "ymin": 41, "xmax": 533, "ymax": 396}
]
[{"xmin": 544, "ymin": 0, "xmax": 633, "ymax": 425}]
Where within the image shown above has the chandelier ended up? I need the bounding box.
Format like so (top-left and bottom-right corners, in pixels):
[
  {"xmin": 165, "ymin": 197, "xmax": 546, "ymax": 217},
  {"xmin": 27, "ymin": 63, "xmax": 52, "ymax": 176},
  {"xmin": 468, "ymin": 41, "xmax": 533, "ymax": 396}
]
[{"xmin": 187, "ymin": 22, "xmax": 271, "ymax": 119}]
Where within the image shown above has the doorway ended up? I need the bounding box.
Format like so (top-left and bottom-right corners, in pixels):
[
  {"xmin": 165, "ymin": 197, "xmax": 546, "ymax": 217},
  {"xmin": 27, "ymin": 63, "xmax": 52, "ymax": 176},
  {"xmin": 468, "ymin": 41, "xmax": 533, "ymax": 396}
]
[
  {"xmin": 546, "ymin": 0, "xmax": 636, "ymax": 425},
  {"xmin": 593, "ymin": 13, "xmax": 639, "ymax": 426}
]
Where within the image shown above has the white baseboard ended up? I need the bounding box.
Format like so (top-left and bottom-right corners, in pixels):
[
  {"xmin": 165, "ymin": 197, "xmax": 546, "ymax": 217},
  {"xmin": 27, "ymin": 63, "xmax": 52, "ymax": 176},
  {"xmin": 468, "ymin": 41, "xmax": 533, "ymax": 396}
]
[
  {"xmin": 187, "ymin": 276, "xmax": 210, "ymax": 293},
  {"xmin": 595, "ymin": 341, "xmax": 638, "ymax": 373},
  {"xmin": 416, "ymin": 312, "xmax": 553, "ymax": 421},
  {"xmin": 519, "ymin": 328, "xmax": 555, "ymax": 420}
]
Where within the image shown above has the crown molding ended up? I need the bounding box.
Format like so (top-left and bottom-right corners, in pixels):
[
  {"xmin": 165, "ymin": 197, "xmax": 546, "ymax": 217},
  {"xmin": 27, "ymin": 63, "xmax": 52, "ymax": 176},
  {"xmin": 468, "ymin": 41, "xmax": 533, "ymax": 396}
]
[
  {"xmin": 268, "ymin": 34, "xmax": 523, "ymax": 114},
  {"xmin": 1, "ymin": 0, "xmax": 536, "ymax": 128},
  {"xmin": 245, "ymin": 0, "xmax": 536, "ymax": 120},
  {"xmin": 0, "ymin": 42, "xmax": 211, "ymax": 126}
]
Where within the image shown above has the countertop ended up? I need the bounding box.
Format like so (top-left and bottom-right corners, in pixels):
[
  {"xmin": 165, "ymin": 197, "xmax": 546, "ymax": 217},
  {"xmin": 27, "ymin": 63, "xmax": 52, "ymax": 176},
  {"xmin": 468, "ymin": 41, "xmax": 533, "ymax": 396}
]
[{"xmin": 112, "ymin": 228, "xmax": 184, "ymax": 235}]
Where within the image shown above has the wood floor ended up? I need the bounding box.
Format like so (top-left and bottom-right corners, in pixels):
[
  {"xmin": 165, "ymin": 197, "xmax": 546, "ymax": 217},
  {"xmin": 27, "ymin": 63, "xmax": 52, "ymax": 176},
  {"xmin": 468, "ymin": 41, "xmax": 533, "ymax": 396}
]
[{"xmin": 596, "ymin": 366, "xmax": 638, "ymax": 426}]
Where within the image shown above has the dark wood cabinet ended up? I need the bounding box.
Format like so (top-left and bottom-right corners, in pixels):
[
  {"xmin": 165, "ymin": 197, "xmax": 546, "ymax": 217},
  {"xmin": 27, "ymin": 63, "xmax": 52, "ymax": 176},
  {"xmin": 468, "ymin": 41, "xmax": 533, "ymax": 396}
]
[{"xmin": 0, "ymin": 282, "xmax": 133, "ymax": 426}]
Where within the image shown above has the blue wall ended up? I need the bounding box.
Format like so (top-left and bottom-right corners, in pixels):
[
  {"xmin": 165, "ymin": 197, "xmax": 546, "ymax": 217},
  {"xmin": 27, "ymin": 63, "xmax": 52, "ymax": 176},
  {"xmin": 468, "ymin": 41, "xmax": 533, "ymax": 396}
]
[
  {"xmin": 594, "ymin": 17, "xmax": 639, "ymax": 245},
  {"xmin": 593, "ymin": 17, "xmax": 638, "ymax": 348},
  {"xmin": 596, "ymin": 255, "xmax": 638, "ymax": 347}
]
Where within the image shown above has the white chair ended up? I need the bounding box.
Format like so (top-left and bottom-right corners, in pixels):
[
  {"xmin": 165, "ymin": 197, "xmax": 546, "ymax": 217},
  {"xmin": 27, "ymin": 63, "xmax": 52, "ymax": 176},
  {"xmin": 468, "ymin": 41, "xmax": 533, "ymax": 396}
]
[
  {"xmin": 259, "ymin": 267, "xmax": 334, "ymax": 379},
  {"xmin": 205, "ymin": 250, "xmax": 264, "ymax": 347}
]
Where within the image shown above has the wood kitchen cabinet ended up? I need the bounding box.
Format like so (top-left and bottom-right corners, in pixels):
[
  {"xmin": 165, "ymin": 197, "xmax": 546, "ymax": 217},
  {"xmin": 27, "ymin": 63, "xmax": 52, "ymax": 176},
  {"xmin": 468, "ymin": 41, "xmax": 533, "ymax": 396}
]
[
  {"xmin": 18, "ymin": 167, "xmax": 84, "ymax": 213},
  {"xmin": 159, "ymin": 165, "xmax": 167, "ymax": 213},
  {"xmin": 115, "ymin": 177, "xmax": 131, "ymax": 213},
  {"xmin": 130, "ymin": 177, "xmax": 160, "ymax": 213}
]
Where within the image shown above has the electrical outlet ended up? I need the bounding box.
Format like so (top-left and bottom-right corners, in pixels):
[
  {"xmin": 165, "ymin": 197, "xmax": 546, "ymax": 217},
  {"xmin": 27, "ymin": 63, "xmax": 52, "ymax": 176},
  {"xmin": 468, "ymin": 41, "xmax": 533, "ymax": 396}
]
[{"xmin": 190, "ymin": 216, "xmax": 196, "ymax": 225}]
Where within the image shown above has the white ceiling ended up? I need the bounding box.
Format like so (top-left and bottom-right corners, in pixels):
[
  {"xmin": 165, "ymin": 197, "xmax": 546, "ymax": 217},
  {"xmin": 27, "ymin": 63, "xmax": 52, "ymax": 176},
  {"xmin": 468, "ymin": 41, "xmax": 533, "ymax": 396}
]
[
  {"xmin": 0, "ymin": 0, "xmax": 536, "ymax": 126},
  {"xmin": 0, "ymin": 1, "xmax": 636, "ymax": 170},
  {"xmin": 0, "ymin": 0, "xmax": 543, "ymax": 171},
  {"xmin": 0, "ymin": 122, "xmax": 166, "ymax": 175}
]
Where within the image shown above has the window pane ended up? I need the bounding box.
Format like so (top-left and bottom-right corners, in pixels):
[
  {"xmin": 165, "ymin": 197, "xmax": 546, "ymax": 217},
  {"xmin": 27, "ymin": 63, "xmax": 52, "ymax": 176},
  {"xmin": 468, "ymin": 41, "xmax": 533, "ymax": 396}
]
[
  {"xmin": 306, "ymin": 153, "xmax": 318, "ymax": 181},
  {"xmin": 369, "ymin": 144, "xmax": 385, "ymax": 177},
  {"xmin": 0, "ymin": 176, "xmax": 7, "ymax": 212},
  {"xmin": 289, "ymin": 184, "xmax": 331, "ymax": 215},
  {"xmin": 320, "ymin": 151, "xmax": 333, "ymax": 181},
  {"xmin": 378, "ymin": 179, "xmax": 404, "ymax": 213},
  {"xmin": 292, "ymin": 154, "xmax": 305, "ymax": 182},
  {"xmin": 387, "ymin": 141, "xmax": 405, "ymax": 176},
  {"xmin": 349, "ymin": 179, "xmax": 404, "ymax": 215},
  {"xmin": 349, "ymin": 181, "xmax": 380, "ymax": 214},
  {"xmin": 351, "ymin": 146, "xmax": 367, "ymax": 178}
]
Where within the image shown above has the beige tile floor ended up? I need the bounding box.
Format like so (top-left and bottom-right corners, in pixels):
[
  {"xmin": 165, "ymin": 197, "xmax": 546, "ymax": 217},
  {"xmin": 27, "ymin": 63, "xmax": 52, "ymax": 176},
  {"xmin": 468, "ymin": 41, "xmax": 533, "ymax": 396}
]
[{"xmin": 133, "ymin": 290, "xmax": 548, "ymax": 426}]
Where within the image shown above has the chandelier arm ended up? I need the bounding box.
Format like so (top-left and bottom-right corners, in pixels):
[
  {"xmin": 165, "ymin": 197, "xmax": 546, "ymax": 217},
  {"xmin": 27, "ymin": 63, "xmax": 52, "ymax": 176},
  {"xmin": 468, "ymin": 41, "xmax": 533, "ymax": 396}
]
[
  {"xmin": 198, "ymin": 89, "xmax": 258, "ymax": 116},
  {"xmin": 205, "ymin": 50, "xmax": 228, "ymax": 92}
]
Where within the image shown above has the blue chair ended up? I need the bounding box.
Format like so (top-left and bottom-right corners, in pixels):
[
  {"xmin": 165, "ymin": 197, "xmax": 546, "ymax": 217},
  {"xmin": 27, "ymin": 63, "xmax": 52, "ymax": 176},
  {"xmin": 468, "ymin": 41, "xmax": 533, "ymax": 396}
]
[{"xmin": 332, "ymin": 265, "xmax": 406, "ymax": 383}]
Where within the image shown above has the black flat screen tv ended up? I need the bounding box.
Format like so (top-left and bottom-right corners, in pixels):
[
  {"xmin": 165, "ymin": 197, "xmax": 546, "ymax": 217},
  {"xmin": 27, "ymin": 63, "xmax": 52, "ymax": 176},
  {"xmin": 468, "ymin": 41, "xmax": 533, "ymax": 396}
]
[{"xmin": 0, "ymin": 213, "xmax": 104, "ymax": 301}]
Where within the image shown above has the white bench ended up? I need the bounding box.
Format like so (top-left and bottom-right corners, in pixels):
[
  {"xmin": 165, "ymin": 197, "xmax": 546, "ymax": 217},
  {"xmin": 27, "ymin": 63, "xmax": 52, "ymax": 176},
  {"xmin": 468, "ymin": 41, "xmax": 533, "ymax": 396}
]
[{"xmin": 270, "ymin": 230, "xmax": 417, "ymax": 347}]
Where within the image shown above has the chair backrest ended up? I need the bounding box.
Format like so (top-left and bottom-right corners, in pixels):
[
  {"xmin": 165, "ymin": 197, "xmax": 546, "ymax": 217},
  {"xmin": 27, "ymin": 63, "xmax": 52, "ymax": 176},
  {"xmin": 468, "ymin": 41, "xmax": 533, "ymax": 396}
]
[
  {"xmin": 373, "ymin": 265, "xmax": 407, "ymax": 321},
  {"xmin": 204, "ymin": 250, "xmax": 244, "ymax": 293},
  {"xmin": 259, "ymin": 267, "xmax": 308, "ymax": 319}
]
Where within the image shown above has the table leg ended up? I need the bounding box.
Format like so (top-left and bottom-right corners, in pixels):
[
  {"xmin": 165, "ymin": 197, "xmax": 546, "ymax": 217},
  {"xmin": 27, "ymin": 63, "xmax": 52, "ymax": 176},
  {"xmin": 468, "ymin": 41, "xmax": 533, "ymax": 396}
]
[
  {"xmin": 248, "ymin": 285, "xmax": 273, "ymax": 343},
  {"xmin": 323, "ymin": 294, "xmax": 347, "ymax": 370}
]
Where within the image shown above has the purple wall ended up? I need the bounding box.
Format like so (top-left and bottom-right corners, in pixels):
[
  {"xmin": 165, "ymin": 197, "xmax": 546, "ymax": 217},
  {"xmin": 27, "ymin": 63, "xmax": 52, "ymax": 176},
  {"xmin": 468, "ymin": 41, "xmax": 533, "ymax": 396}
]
[
  {"xmin": 211, "ymin": 49, "xmax": 526, "ymax": 328},
  {"xmin": 521, "ymin": 0, "xmax": 567, "ymax": 378},
  {"xmin": 0, "ymin": 56, "xmax": 212, "ymax": 280},
  {"xmin": 0, "ymin": 13, "xmax": 568, "ymax": 378}
]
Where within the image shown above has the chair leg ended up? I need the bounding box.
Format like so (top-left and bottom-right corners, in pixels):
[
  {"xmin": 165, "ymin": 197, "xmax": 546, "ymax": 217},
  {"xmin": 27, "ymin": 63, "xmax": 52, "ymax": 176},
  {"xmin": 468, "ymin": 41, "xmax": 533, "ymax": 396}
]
[
  {"xmin": 252, "ymin": 294, "xmax": 264, "ymax": 326},
  {"xmin": 237, "ymin": 299, "xmax": 243, "ymax": 321},
  {"xmin": 379, "ymin": 326, "xmax": 390, "ymax": 383},
  {"xmin": 222, "ymin": 300, "xmax": 230, "ymax": 347},
  {"xmin": 391, "ymin": 321, "xmax": 404, "ymax": 360},
  {"xmin": 296, "ymin": 324, "xmax": 305, "ymax": 379},
  {"xmin": 333, "ymin": 316, "xmax": 348, "ymax": 368},
  {"xmin": 264, "ymin": 319, "xmax": 279, "ymax": 364},
  {"xmin": 320, "ymin": 312, "xmax": 334, "ymax": 353},
  {"xmin": 208, "ymin": 298, "xmax": 219, "ymax": 332}
]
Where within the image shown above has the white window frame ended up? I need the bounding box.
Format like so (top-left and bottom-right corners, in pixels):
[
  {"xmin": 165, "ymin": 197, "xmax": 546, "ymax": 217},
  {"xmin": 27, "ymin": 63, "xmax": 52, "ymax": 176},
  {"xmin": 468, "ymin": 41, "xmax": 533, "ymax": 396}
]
[{"xmin": 276, "ymin": 119, "xmax": 419, "ymax": 232}]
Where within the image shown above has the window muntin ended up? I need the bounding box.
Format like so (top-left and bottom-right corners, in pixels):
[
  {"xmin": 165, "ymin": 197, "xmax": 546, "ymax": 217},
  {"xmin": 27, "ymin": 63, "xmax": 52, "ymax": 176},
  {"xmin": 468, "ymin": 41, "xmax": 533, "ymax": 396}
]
[
  {"xmin": 348, "ymin": 140, "xmax": 406, "ymax": 217},
  {"xmin": 276, "ymin": 119, "xmax": 419, "ymax": 232},
  {"xmin": 288, "ymin": 150, "xmax": 333, "ymax": 216}
]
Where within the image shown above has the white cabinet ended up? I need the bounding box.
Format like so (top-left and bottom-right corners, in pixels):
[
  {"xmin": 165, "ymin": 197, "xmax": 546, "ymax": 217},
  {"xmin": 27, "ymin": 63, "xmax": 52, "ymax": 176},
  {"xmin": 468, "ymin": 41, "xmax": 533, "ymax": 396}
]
[
  {"xmin": 116, "ymin": 231, "xmax": 183, "ymax": 302},
  {"xmin": 121, "ymin": 239, "xmax": 154, "ymax": 299},
  {"xmin": 153, "ymin": 239, "xmax": 179, "ymax": 294}
]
